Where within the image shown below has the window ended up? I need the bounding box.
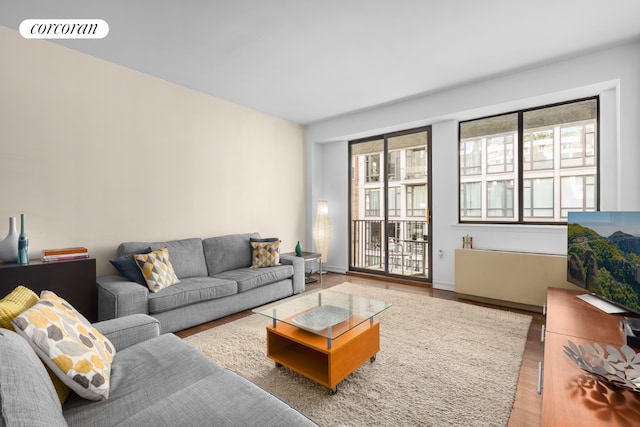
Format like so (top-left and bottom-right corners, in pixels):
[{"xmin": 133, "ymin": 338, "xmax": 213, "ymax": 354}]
[
  {"xmin": 365, "ymin": 188, "xmax": 380, "ymax": 217},
  {"xmin": 460, "ymin": 182, "xmax": 481, "ymax": 217},
  {"xmin": 388, "ymin": 151, "xmax": 400, "ymax": 181},
  {"xmin": 487, "ymin": 180, "xmax": 514, "ymax": 218},
  {"xmin": 407, "ymin": 184, "xmax": 426, "ymax": 217},
  {"xmin": 406, "ymin": 148, "xmax": 426, "ymax": 179},
  {"xmin": 388, "ymin": 187, "xmax": 401, "ymax": 217},
  {"xmin": 459, "ymin": 98, "xmax": 598, "ymax": 223},
  {"xmin": 486, "ymin": 134, "xmax": 514, "ymax": 174},
  {"xmin": 350, "ymin": 126, "xmax": 431, "ymax": 282},
  {"xmin": 365, "ymin": 154, "xmax": 380, "ymax": 182},
  {"xmin": 524, "ymin": 178, "xmax": 553, "ymax": 218}
]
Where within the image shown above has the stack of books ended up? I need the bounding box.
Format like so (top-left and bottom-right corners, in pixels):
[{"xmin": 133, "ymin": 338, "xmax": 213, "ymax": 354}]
[{"xmin": 42, "ymin": 247, "xmax": 89, "ymax": 262}]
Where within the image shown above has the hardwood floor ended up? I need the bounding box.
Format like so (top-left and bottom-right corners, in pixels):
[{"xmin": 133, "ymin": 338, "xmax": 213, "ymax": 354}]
[{"xmin": 175, "ymin": 272, "xmax": 544, "ymax": 426}]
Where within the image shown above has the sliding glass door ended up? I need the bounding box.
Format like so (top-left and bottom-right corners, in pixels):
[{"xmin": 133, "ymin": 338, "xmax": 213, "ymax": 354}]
[{"xmin": 349, "ymin": 127, "xmax": 432, "ymax": 282}]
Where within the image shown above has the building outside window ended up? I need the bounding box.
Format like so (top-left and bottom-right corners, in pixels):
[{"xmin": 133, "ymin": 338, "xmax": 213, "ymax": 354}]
[
  {"xmin": 406, "ymin": 148, "xmax": 426, "ymax": 179},
  {"xmin": 459, "ymin": 97, "xmax": 598, "ymax": 223},
  {"xmin": 407, "ymin": 184, "xmax": 426, "ymax": 217},
  {"xmin": 388, "ymin": 187, "xmax": 401, "ymax": 217},
  {"xmin": 388, "ymin": 151, "xmax": 400, "ymax": 181},
  {"xmin": 365, "ymin": 154, "xmax": 380, "ymax": 182},
  {"xmin": 365, "ymin": 188, "xmax": 380, "ymax": 216}
]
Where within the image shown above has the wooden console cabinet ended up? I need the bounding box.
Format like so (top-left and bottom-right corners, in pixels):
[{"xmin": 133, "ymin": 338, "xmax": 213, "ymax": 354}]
[
  {"xmin": 0, "ymin": 258, "xmax": 97, "ymax": 322},
  {"xmin": 542, "ymin": 288, "xmax": 640, "ymax": 426}
]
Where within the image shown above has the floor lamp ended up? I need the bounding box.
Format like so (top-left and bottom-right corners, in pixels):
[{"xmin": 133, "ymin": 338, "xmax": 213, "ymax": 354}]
[{"xmin": 313, "ymin": 200, "xmax": 332, "ymax": 269}]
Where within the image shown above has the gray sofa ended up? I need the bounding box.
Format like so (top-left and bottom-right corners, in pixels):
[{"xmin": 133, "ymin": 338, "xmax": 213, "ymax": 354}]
[
  {"xmin": 97, "ymin": 233, "xmax": 305, "ymax": 333},
  {"xmin": 0, "ymin": 314, "xmax": 318, "ymax": 427}
]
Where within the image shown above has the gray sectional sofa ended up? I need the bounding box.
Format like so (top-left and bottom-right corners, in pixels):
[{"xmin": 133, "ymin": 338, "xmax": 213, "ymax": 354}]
[
  {"xmin": 0, "ymin": 314, "xmax": 318, "ymax": 426},
  {"xmin": 97, "ymin": 232, "xmax": 305, "ymax": 333}
]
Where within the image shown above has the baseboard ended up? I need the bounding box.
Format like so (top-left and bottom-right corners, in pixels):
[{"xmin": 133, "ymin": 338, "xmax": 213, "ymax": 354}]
[
  {"xmin": 345, "ymin": 271, "xmax": 432, "ymax": 288},
  {"xmin": 457, "ymin": 293, "xmax": 543, "ymax": 314},
  {"xmin": 433, "ymin": 281, "xmax": 454, "ymax": 292}
]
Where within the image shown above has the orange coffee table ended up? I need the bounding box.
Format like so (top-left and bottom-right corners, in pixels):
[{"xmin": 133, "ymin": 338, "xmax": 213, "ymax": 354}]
[{"xmin": 254, "ymin": 290, "xmax": 391, "ymax": 394}]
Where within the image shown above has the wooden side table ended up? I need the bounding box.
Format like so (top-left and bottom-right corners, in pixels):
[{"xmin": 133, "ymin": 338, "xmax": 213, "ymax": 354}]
[
  {"xmin": 281, "ymin": 251, "xmax": 323, "ymax": 287},
  {"xmin": 0, "ymin": 258, "xmax": 97, "ymax": 322}
]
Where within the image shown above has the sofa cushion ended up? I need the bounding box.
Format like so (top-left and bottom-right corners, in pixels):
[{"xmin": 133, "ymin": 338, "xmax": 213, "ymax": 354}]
[
  {"xmin": 213, "ymin": 265, "xmax": 294, "ymax": 293},
  {"xmin": 118, "ymin": 238, "xmax": 207, "ymax": 279},
  {"xmin": 203, "ymin": 232, "xmax": 260, "ymax": 275},
  {"xmin": 134, "ymin": 248, "xmax": 181, "ymax": 293},
  {"xmin": 147, "ymin": 277, "xmax": 238, "ymax": 314},
  {"xmin": 12, "ymin": 292, "xmax": 115, "ymax": 401},
  {"xmin": 61, "ymin": 333, "xmax": 316, "ymax": 427},
  {"xmin": 0, "ymin": 328, "xmax": 68, "ymax": 427}
]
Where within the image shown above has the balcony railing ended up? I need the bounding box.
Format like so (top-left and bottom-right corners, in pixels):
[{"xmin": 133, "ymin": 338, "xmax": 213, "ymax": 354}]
[{"xmin": 351, "ymin": 219, "xmax": 428, "ymax": 278}]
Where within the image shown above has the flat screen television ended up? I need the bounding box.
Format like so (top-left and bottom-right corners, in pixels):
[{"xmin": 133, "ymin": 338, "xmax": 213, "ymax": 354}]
[{"xmin": 567, "ymin": 211, "xmax": 640, "ymax": 314}]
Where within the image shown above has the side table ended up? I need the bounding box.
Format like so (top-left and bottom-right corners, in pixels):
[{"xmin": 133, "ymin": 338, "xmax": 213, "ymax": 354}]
[{"xmin": 281, "ymin": 251, "xmax": 322, "ymax": 287}]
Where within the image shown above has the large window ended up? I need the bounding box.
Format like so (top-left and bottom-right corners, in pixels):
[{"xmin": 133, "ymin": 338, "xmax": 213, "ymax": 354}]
[
  {"xmin": 459, "ymin": 98, "xmax": 598, "ymax": 223},
  {"xmin": 350, "ymin": 127, "xmax": 431, "ymax": 281}
]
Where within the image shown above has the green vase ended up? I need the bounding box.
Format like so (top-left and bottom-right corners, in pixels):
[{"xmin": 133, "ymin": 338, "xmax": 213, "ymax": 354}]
[{"xmin": 295, "ymin": 241, "xmax": 302, "ymax": 256}]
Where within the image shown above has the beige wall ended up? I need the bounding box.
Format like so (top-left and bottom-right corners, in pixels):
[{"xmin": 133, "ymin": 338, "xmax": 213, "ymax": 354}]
[{"xmin": 0, "ymin": 26, "xmax": 306, "ymax": 275}]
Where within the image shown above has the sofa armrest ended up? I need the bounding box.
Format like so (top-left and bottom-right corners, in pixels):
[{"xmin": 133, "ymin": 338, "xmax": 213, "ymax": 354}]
[
  {"xmin": 93, "ymin": 314, "xmax": 160, "ymax": 352},
  {"xmin": 280, "ymin": 254, "xmax": 305, "ymax": 294},
  {"xmin": 96, "ymin": 275, "xmax": 149, "ymax": 321}
]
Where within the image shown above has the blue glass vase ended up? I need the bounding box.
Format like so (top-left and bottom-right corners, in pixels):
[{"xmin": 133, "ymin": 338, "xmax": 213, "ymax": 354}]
[{"xmin": 17, "ymin": 213, "xmax": 29, "ymax": 265}]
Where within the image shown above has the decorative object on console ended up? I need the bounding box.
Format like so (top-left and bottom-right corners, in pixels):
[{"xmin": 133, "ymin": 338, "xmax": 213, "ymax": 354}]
[
  {"xmin": 622, "ymin": 317, "xmax": 640, "ymax": 347},
  {"xmin": 462, "ymin": 234, "xmax": 473, "ymax": 249},
  {"xmin": 42, "ymin": 246, "xmax": 89, "ymax": 262},
  {"xmin": 295, "ymin": 241, "xmax": 302, "ymax": 256},
  {"xmin": 313, "ymin": 200, "xmax": 332, "ymax": 263},
  {"xmin": 563, "ymin": 340, "xmax": 640, "ymax": 393},
  {"xmin": 0, "ymin": 216, "xmax": 18, "ymax": 263},
  {"xmin": 17, "ymin": 213, "xmax": 28, "ymax": 265}
]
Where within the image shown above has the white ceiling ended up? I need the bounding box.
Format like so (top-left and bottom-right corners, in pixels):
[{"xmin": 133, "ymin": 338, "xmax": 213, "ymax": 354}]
[{"xmin": 2, "ymin": 1, "xmax": 640, "ymax": 125}]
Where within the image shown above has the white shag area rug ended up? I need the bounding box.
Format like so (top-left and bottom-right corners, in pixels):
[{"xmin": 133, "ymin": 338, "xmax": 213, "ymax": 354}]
[{"xmin": 183, "ymin": 283, "xmax": 532, "ymax": 427}]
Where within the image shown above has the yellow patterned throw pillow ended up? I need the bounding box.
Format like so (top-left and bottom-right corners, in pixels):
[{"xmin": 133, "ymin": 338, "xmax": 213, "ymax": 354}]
[
  {"xmin": 251, "ymin": 240, "xmax": 280, "ymax": 268},
  {"xmin": 133, "ymin": 247, "xmax": 180, "ymax": 292},
  {"xmin": 0, "ymin": 285, "xmax": 38, "ymax": 329},
  {"xmin": 11, "ymin": 291, "xmax": 115, "ymax": 401},
  {"xmin": 0, "ymin": 286, "xmax": 70, "ymax": 404}
]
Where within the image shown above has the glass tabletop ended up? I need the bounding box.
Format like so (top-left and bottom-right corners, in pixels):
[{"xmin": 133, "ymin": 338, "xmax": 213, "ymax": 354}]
[{"xmin": 253, "ymin": 290, "xmax": 391, "ymax": 341}]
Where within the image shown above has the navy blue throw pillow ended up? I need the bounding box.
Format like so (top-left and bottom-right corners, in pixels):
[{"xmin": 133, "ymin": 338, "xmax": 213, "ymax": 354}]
[{"xmin": 109, "ymin": 247, "xmax": 152, "ymax": 285}]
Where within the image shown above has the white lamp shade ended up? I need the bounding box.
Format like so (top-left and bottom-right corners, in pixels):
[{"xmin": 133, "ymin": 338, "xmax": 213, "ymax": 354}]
[{"xmin": 313, "ymin": 200, "xmax": 332, "ymax": 263}]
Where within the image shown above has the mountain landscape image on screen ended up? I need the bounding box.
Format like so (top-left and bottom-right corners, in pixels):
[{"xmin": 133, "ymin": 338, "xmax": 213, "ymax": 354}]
[{"xmin": 568, "ymin": 215, "xmax": 640, "ymax": 313}]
